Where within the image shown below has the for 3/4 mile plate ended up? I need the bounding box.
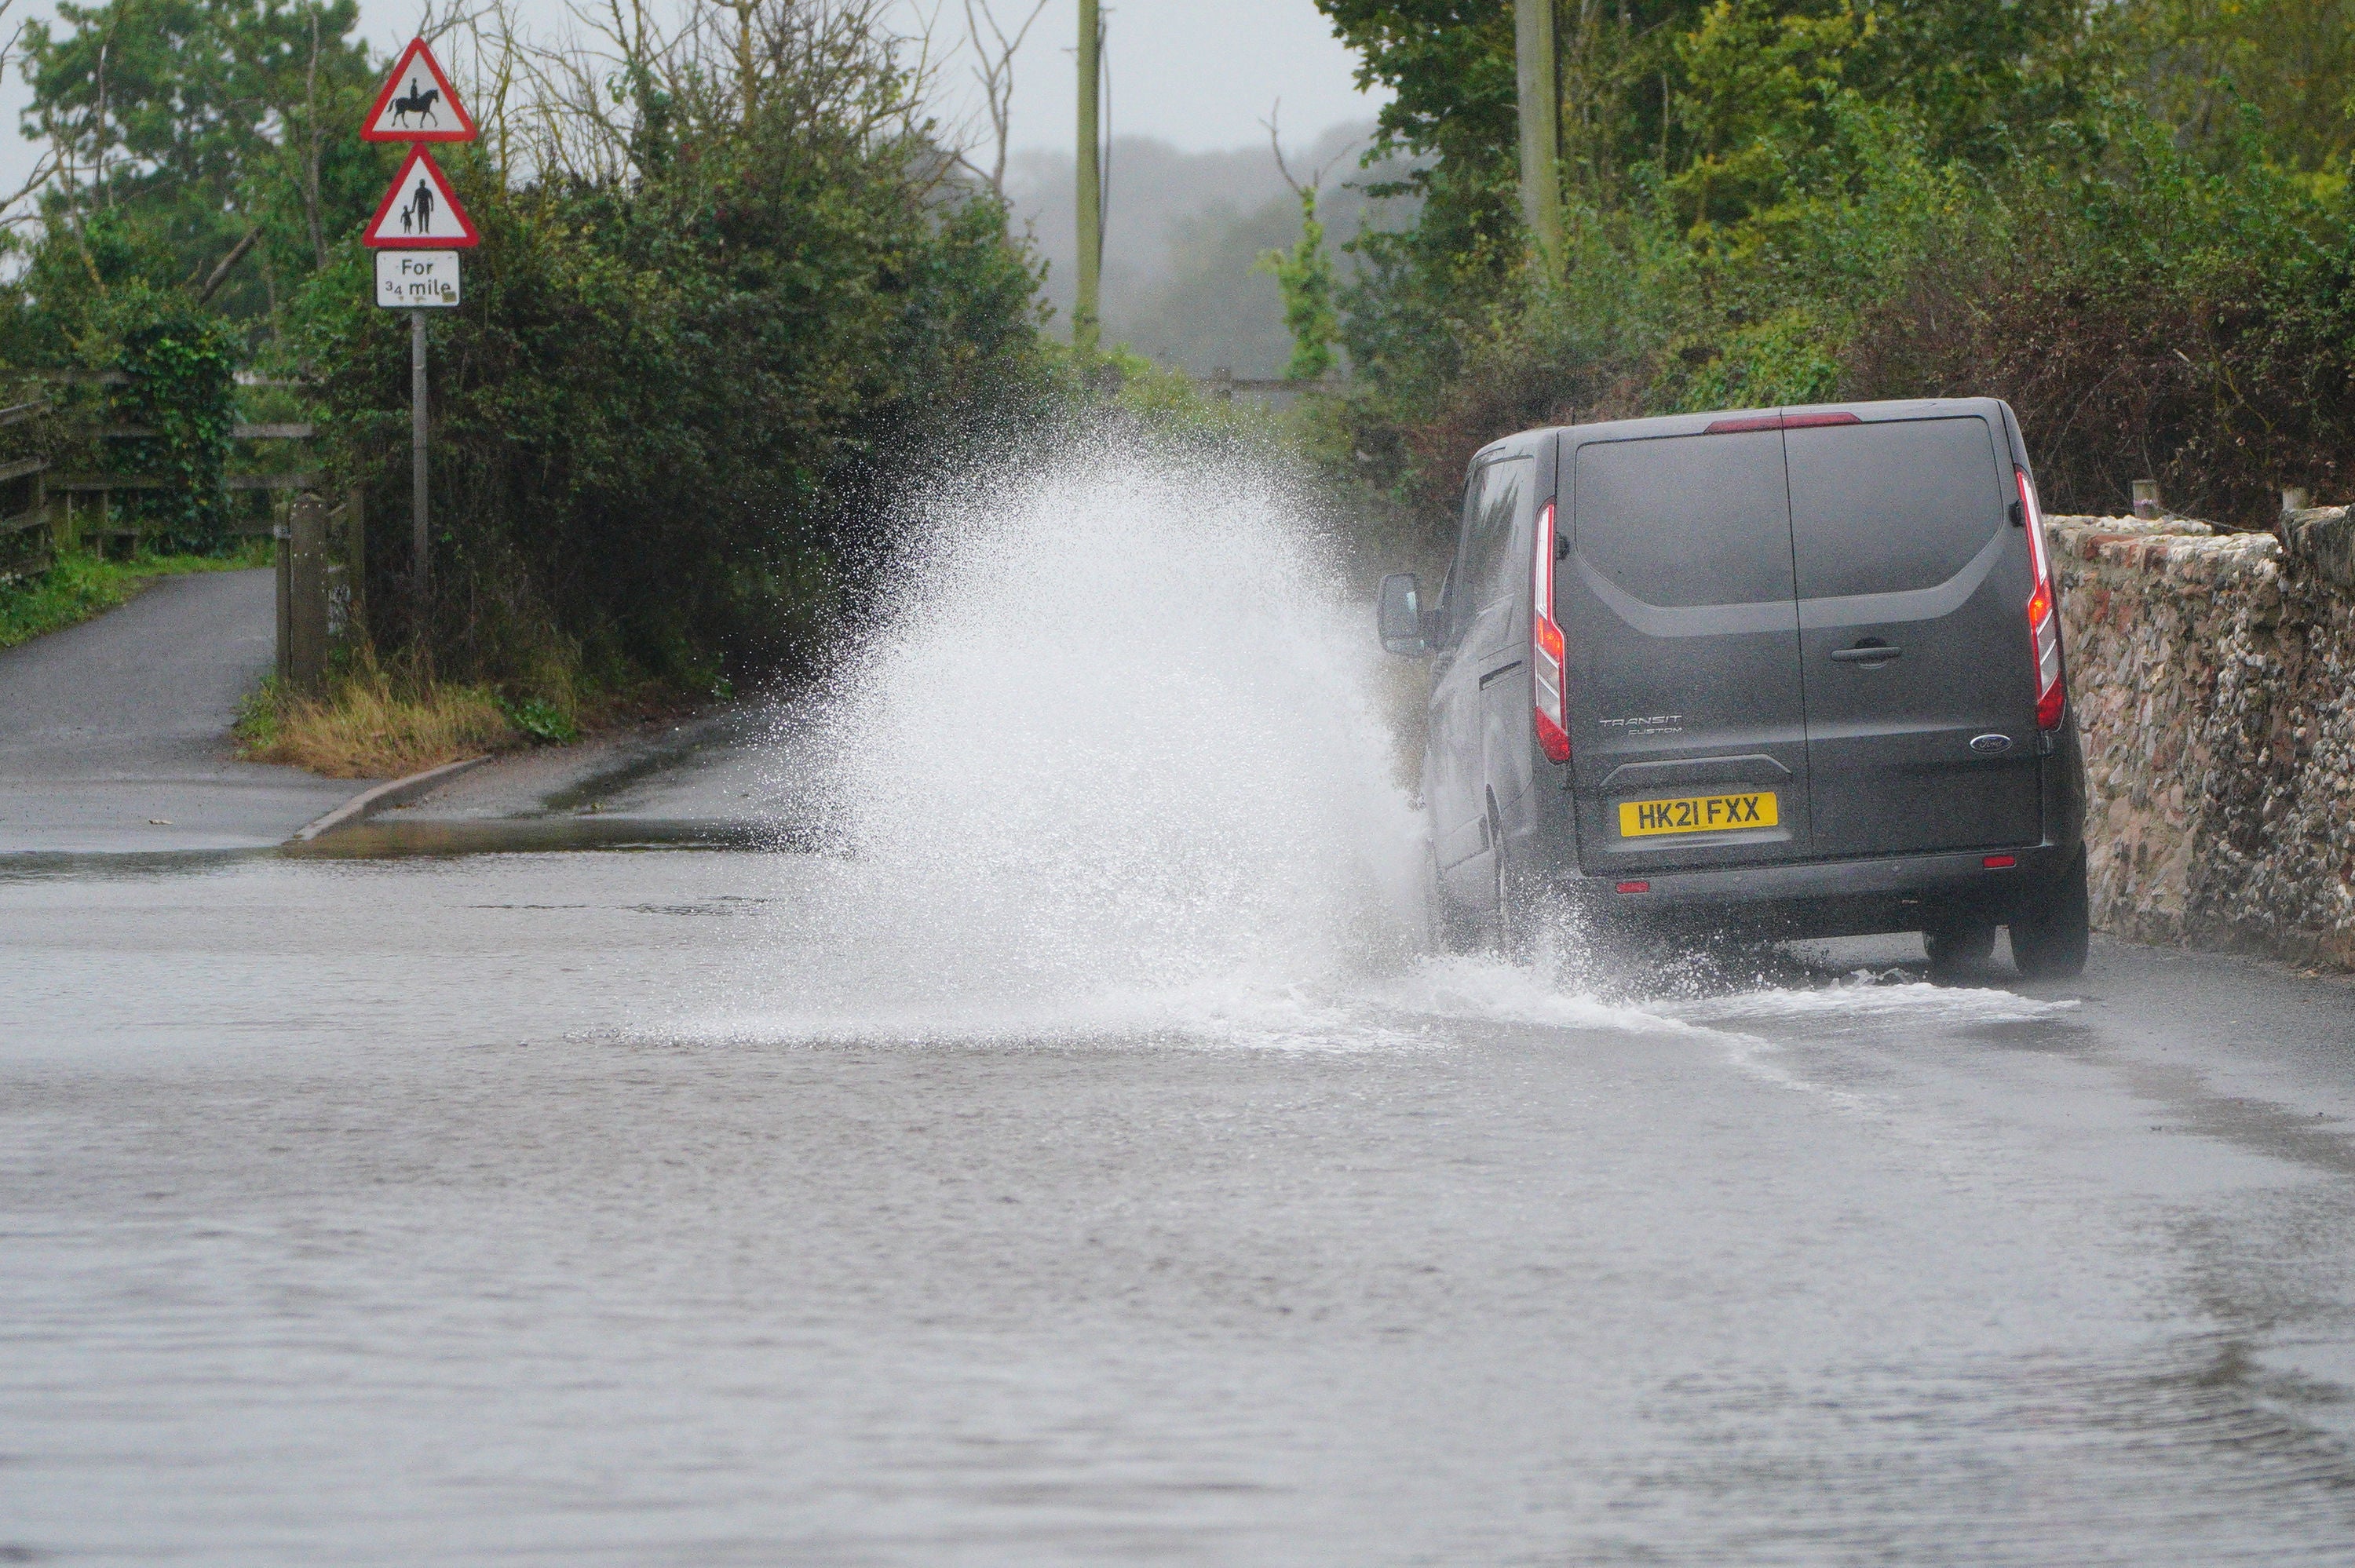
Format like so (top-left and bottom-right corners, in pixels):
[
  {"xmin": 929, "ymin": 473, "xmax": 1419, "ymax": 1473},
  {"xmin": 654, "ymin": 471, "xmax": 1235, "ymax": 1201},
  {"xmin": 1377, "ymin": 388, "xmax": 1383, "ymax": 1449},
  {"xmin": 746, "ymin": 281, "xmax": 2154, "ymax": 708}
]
[{"xmin": 376, "ymin": 250, "xmax": 460, "ymax": 308}]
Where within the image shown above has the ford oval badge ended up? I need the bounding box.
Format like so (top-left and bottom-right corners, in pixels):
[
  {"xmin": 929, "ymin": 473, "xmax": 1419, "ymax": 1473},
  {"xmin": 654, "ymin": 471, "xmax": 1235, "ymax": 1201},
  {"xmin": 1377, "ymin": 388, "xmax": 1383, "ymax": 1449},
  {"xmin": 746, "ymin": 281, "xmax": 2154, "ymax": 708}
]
[{"xmin": 1970, "ymin": 734, "xmax": 2014, "ymax": 756}]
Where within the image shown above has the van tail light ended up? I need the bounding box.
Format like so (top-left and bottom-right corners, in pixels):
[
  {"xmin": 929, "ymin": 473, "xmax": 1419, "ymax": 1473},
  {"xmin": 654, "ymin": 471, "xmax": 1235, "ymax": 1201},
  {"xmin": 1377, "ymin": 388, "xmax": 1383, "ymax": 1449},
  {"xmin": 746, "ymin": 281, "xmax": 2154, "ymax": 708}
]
[
  {"xmin": 1532, "ymin": 499, "xmax": 1571, "ymax": 763},
  {"xmin": 2017, "ymin": 469, "xmax": 2065, "ymax": 730}
]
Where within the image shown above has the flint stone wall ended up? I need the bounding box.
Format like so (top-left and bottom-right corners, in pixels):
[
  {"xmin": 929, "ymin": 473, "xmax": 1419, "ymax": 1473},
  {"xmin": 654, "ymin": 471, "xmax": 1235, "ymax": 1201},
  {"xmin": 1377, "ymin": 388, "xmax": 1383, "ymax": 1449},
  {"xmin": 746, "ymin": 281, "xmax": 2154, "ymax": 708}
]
[{"xmin": 2051, "ymin": 509, "xmax": 2355, "ymax": 968}]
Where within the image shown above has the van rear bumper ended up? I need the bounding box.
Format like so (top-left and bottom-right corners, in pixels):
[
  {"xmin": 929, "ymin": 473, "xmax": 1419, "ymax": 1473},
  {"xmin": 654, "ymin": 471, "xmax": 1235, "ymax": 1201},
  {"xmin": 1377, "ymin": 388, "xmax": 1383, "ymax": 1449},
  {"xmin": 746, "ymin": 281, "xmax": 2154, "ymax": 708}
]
[{"xmin": 1553, "ymin": 842, "xmax": 2077, "ymax": 938}]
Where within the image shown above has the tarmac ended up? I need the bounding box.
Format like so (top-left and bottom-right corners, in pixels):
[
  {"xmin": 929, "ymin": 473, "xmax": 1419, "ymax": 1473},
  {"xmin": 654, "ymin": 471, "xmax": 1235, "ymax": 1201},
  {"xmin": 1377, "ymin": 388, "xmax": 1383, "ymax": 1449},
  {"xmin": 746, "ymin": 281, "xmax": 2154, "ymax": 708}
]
[
  {"xmin": 0, "ymin": 564, "xmax": 791, "ymax": 863},
  {"xmin": 303, "ymin": 701, "xmax": 799, "ymax": 856},
  {"xmin": 0, "ymin": 570, "xmax": 373, "ymax": 855}
]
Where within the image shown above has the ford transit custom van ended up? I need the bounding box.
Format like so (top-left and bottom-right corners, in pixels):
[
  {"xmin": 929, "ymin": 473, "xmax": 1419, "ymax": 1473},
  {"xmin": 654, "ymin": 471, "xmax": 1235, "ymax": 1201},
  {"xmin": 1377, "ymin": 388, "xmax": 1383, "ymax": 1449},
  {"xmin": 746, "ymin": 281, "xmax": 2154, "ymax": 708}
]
[{"xmin": 1376, "ymin": 399, "xmax": 2090, "ymax": 978}]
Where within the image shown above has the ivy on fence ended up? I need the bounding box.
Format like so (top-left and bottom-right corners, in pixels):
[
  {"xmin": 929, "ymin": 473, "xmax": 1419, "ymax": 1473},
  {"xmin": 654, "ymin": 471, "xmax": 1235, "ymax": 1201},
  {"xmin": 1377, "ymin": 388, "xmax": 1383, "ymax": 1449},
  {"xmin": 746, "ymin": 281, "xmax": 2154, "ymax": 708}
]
[{"xmin": 99, "ymin": 286, "xmax": 237, "ymax": 549}]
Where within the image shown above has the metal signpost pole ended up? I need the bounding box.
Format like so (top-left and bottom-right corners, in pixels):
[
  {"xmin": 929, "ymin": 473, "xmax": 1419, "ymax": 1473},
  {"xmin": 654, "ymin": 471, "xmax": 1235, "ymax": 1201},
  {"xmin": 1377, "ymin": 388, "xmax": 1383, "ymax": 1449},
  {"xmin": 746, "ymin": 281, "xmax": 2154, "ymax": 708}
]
[{"xmin": 411, "ymin": 310, "xmax": 429, "ymax": 605}]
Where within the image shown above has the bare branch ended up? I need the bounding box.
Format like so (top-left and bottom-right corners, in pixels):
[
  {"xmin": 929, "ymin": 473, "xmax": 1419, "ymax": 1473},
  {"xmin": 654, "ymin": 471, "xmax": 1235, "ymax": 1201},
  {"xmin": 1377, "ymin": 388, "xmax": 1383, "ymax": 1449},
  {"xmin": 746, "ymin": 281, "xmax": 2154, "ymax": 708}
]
[
  {"xmin": 1263, "ymin": 100, "xmax": 1302, "ymax": 196},
  {"xmin": 0, "ymin": 146, "xmax": 60, "ymax": 232},
  {"xmin": 192, "ymin": 228, "xmax": 261, "ymax": 304},
  {"xmin": 960, "ymin": 0, "xmax": 1046, "ymax": 195},
  {"xmin": 1261, "ymin": 100, "xmax": 1358, "ymax": 201}
]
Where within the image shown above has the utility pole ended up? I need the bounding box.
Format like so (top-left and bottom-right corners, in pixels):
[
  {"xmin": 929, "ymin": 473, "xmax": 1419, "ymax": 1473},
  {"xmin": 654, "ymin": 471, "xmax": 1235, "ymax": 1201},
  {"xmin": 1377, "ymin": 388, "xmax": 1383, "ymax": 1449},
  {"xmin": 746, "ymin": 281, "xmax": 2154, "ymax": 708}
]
[
  {"xmin": 1516, "ymin": 0, "xmax": 1563, "ymax": 279},
  {"xmin": 1075, "ymin": 0, "xmax": 1102, "ymax": 359}
]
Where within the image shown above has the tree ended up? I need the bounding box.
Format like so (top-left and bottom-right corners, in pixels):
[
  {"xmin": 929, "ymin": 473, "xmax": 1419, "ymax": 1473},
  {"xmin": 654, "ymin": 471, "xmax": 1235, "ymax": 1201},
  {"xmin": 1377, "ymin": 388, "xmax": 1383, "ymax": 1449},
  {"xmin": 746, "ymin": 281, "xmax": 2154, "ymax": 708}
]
[
  {"xmin": 1313, "ymin": 0, "xmax": 2097, "ymax": 393},
  {"xmin": 2109, "ymin": 0, "xmax": 2355, "ymax": 173},
  {"xmin": 1254, "ymin": 109, "xmax": 1345, "ymax": 381},
  {"xmin": 16, "ymin": 0, "xmax": 382, "ymax": 328}
]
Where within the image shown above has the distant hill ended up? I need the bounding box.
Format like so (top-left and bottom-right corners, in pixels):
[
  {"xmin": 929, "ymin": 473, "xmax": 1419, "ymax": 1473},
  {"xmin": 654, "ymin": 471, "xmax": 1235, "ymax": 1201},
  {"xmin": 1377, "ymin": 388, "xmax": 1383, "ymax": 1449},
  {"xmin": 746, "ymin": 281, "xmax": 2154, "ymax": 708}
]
[{"xmin": 1005, "ymin": 121, "xmax": 1421, "ymax": 379}]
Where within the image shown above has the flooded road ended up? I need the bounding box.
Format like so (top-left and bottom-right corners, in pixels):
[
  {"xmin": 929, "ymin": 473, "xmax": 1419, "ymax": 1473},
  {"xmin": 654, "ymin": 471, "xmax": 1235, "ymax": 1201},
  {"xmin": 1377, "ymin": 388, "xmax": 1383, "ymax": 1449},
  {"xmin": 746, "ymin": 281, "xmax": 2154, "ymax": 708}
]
[
  {"xmin": 8, "ymin": 842, "xmax": 2355, "ymax": 1566},
  {"xmin": 8, "ymin": 456, "xmax": 2355, "ymax": 1563}
]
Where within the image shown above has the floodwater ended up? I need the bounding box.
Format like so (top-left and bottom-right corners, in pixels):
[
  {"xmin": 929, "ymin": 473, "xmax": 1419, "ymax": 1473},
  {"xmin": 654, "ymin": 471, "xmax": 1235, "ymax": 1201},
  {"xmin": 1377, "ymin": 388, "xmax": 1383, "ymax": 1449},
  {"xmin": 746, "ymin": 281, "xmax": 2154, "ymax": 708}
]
[{"xmin": 6, "ymin": 450, "xmax": 2355, "ymax": 1565}]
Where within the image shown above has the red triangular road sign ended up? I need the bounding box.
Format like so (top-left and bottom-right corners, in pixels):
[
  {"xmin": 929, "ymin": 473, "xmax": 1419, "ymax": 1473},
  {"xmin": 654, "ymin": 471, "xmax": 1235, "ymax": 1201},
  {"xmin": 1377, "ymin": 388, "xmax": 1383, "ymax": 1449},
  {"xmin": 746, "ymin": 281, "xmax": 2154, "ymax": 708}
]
[
  {"xmin": 363, "ymin": 38, "xmax": 476, "ymax": 142},
  {"xmin": 363, "ymin": 148, "xmax": 480, "ymax": 249}
]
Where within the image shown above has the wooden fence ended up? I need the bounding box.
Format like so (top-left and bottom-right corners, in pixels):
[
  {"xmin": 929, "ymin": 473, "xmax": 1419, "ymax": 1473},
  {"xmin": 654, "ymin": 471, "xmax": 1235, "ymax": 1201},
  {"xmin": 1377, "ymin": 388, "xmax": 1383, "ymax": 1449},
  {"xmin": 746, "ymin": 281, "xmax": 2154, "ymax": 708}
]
[
  {"xmin": 0, "ymin": 397, "xmax": 52, "ymax": 566},
  {"xmin": 1195, "ymin": 366, "xmax": 1341, "ymax": 404},
  {"xmin": 35, "ymin": 368, "xmax": 319, "ymax": 553},
  {"xmin": 0, "ymin": 370, "xmax": 357, "ymax": 695}
]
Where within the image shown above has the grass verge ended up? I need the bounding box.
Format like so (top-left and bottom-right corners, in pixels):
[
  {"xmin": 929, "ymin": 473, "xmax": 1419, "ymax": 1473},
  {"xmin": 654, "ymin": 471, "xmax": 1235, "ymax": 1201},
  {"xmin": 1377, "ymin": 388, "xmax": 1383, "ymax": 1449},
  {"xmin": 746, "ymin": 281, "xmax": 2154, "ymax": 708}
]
[
  {"xmin": 236, "ymin": 659, "xmax": 523, "ymax": 779},
  {"xmin": 0, "ymin": 543, "xmax": 272, "ymax": 655}
]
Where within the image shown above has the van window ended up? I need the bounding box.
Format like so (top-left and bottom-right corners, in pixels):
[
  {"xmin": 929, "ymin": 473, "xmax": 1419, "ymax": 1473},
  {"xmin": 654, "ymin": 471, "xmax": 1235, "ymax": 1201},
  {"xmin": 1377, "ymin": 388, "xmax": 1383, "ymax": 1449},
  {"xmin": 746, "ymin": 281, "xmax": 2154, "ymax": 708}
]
[
  {"xmin": 1573, "ymin": 431, "xmax": 1791, "ymax": 608},
  {"xmin": 1454, "ymin": 457, "xmax": 1531, "ymax": 643},
  {"xmin": 1786, "ymin": 418, "xmax": 2006, "ymax": 599},
  {"xmin": 1430, "ymin": 560, "xmax": 1459, "ymax": 647}
]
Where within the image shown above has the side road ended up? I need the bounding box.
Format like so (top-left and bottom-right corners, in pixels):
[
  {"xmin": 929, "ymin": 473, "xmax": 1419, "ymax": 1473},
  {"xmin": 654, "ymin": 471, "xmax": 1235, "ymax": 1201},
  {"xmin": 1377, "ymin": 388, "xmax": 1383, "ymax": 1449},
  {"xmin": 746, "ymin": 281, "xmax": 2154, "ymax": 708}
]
[{"xmin": 0, "ymin": 569, "xmax": 374, "ymax": 853}]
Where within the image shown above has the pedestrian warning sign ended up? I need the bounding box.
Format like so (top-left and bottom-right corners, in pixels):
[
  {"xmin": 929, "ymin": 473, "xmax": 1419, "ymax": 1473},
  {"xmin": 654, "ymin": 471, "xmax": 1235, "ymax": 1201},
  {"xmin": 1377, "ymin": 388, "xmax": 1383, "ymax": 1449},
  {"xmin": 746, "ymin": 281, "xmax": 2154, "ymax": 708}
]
[
  {"xmin": 363, "ymin": 38, "xmax": 477, "ymax": 142},
  {"xmin": 362, "ymin": 147, "xmax": 479, "ymax": 249}
]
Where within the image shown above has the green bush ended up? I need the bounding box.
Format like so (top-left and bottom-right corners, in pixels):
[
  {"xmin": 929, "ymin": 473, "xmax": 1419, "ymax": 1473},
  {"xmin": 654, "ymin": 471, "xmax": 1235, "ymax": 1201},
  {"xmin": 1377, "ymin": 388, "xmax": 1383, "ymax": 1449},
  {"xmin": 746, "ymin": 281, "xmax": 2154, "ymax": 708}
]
[{"xmin": 100, "ymin": 285, "xmax": 239, "ymax": 549}]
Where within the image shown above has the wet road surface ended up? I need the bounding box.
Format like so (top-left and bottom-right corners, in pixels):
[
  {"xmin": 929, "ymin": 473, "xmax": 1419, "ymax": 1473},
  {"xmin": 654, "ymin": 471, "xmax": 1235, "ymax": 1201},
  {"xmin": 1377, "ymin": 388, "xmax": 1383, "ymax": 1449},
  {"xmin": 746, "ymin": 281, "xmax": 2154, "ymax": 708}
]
[
  {"xmin": 5, "ymin": 813, "xmax": 2355, "ymax": 1564},
  {"xmin": 0, "ymin": 571, "xmax": 371, "ymax": 852}
]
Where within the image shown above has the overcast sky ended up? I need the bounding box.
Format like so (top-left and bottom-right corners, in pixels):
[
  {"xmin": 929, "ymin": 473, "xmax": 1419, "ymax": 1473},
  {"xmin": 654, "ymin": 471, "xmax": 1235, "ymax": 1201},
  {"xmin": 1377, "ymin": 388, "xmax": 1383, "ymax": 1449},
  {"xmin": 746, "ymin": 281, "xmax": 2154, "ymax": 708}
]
[
  {"xmin": 0, "ymin": 0, "xmax": 1386, "ymax": 196},
  {"xmin": 889, "ymin": 0, "xmax": 1385, "ymax": 155}
]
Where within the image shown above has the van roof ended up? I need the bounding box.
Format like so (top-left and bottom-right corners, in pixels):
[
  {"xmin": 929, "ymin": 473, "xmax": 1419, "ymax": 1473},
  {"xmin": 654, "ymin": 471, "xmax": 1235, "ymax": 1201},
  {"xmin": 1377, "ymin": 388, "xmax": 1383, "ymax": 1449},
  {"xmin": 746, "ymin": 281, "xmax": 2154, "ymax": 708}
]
[{"xmin": 1477, "ymin": 396, "xmax": 2017, "ymax": 458}]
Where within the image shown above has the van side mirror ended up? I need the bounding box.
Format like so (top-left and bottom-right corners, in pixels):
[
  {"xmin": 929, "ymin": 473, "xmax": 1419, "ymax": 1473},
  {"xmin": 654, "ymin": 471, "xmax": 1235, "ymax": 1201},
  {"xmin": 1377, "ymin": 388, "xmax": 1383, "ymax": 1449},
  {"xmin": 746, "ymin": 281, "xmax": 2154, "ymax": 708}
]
[{"xmin": 1378, "ymin": 572, "xmax": 1430, "ymax": 656}]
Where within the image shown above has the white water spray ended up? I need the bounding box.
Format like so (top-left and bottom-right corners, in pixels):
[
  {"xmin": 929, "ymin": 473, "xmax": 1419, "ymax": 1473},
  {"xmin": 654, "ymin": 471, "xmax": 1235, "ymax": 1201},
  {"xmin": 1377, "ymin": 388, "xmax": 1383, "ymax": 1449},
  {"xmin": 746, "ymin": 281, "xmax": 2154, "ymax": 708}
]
[{"xmin": 722, "ymin": 443, "xmax": 1460, "ymax": 1045}]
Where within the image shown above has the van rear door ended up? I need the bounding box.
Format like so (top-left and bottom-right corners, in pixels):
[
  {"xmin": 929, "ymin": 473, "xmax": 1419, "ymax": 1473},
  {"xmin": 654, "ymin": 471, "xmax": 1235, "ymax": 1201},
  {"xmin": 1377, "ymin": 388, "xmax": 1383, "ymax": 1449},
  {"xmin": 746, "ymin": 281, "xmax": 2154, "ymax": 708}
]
[
  {"xmin": 1563, "ymin": 426, "xmax": 1811, "ymax": 873},
  {"xmin": 1787, "ymin": 414, "xmax": 2041, "ymax": 858}
]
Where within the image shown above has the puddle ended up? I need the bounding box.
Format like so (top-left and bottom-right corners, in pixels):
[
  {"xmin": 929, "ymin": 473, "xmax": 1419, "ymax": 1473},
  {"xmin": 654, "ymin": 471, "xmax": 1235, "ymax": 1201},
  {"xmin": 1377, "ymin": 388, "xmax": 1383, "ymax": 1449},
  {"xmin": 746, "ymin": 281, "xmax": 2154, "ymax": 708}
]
[
  {"xmin": 0, "ymin": 847, "xmax": 272, "ymax": 884},
  {"xmin": 281, "ymin": 817, "xmax": 802, "ymax": 858}
]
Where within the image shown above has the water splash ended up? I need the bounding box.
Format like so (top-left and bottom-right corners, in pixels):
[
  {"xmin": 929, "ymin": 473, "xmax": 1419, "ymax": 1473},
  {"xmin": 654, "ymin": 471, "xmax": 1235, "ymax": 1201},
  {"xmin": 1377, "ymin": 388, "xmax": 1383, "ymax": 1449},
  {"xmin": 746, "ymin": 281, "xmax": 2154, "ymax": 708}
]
[
  {"xmin": 1667, "ymin": 978, "xmax": 2080, "ymax": 1031},
  {"xmin": 711, "ymin": 441, "xmax": 1459, "ymax": 1046}
]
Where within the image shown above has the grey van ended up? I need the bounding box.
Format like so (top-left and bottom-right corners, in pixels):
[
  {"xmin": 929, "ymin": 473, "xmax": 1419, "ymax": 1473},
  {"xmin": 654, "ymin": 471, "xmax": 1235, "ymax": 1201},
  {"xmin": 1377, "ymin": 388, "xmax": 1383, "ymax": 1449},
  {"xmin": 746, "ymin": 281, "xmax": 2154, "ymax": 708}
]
[{"xmin": 1376, "ymin": 398, "xmax": 2090, "ymax": 979}]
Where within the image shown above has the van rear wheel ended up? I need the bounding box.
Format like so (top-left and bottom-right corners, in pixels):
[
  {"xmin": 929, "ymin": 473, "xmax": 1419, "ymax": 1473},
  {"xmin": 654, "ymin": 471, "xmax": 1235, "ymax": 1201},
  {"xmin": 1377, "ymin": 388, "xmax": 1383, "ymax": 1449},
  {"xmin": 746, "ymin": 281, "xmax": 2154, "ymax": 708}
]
[
  {"xmin": 1924, "ymin": 922, "xmax": 1997, "ymax": 979},
  {"xmin": 2010, "ymin": 851, "xmax": 2090, "ymax": 979}
]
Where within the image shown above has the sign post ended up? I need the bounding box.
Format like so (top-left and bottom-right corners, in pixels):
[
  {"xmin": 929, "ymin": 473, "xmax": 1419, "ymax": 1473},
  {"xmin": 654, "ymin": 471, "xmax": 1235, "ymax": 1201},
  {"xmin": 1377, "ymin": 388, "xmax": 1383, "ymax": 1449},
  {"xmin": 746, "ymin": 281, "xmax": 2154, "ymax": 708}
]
[
  {"xmin": 361, "ymin": 40, "xmax": 478, "ymax": 616},
  {"xmin": 411, "ymin": 314, "xmax": 429, "ymax": 609}
]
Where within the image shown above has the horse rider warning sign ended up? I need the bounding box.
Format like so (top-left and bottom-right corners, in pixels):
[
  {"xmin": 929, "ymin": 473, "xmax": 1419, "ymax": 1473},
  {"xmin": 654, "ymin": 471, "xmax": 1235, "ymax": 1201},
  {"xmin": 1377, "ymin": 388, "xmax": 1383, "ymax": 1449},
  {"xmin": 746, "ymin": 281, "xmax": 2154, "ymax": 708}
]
[
  {"xmin": 363, "ymin": 38, "xmax": 477, "ymax": 142},
  {"xmin": 362, "ymin": 147, "xmax": 479, "ymax": 248}
]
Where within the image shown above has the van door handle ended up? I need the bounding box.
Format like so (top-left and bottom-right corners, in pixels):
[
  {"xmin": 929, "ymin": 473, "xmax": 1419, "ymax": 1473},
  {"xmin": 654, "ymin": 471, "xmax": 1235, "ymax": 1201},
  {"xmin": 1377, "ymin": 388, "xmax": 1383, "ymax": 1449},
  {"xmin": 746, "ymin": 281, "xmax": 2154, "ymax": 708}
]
[
  {"xmin": 1477, "ymin": 659, "xmax": 1524, "ymax": 688},
  {"xmin": 1830, "ymin": 643, "xmax": 1902, "ymax": 665}
]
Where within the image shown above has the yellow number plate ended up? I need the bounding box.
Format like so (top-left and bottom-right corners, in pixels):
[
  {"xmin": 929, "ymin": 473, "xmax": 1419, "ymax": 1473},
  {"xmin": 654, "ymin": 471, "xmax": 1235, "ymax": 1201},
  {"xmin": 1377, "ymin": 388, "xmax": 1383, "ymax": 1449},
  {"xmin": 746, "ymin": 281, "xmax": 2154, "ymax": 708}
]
[{"xmin": 1618, "ymin": 791, "xmax": 1779, "ymax": 838}]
